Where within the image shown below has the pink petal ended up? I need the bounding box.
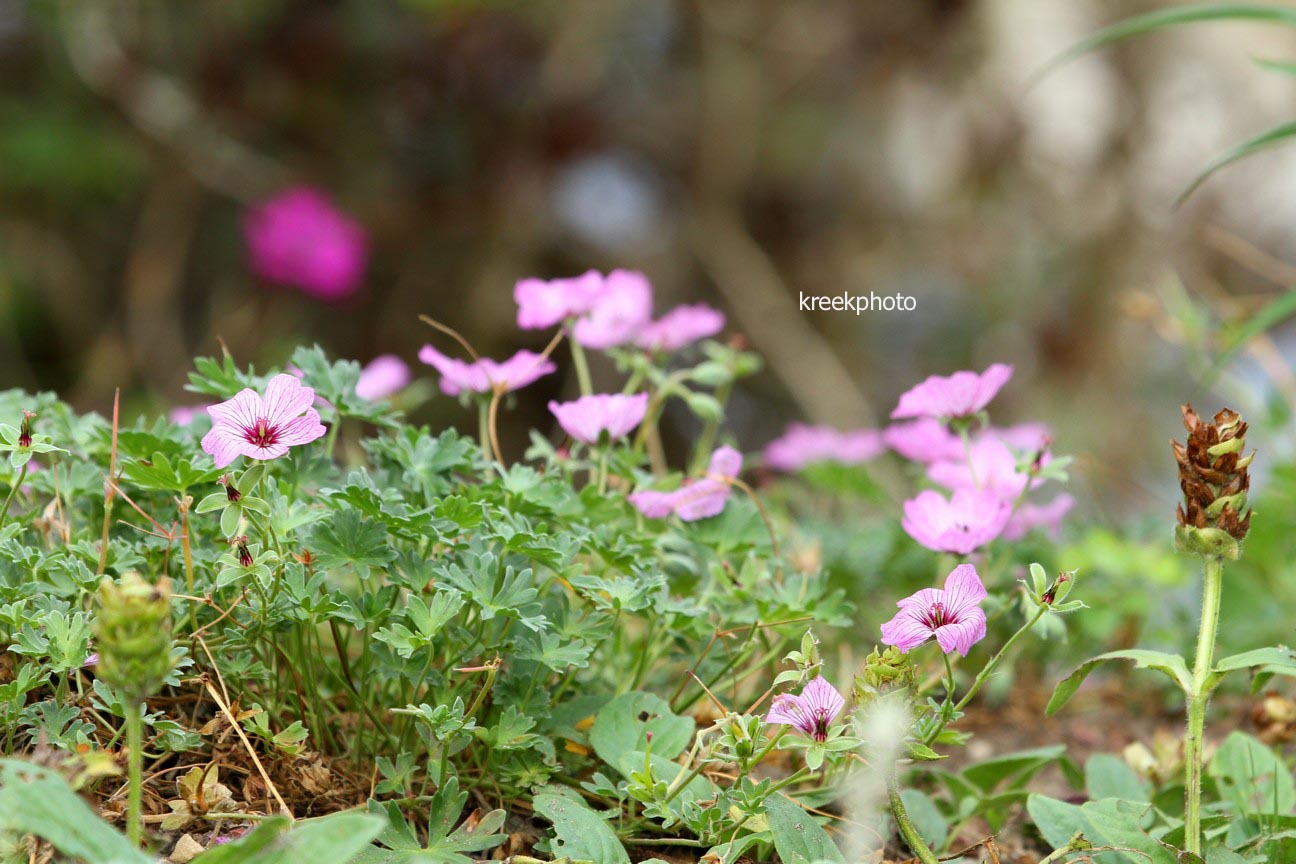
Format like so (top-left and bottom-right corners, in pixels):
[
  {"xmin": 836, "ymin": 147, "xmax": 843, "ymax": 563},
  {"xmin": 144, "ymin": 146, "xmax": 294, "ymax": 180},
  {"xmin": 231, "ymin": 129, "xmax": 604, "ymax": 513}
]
[
  {"xmin": 356, "ymin": 355, "xmax": 411, "ymax": 401},
  {"xmin": 880, "ymin": 609, "xmax": 932, "ymax": 653},
  {"xmin": 628, "ymin": 489, "xmax": 678, "ymax": 519},
  {"xmin": 765, "ymin": 694, "xmax": 805, "ymax": 728},
  {"xmin": 671, "ymin": 479, "xmax": 730, "ymax": 521},
  {"xmin": 208, "ymin": 389, "xmax": 264, "ymax": 432},
  {"xmin": 934, "ymin": 609, "xmax": 986, "ymax": 656},
  {"xmin": 201, "ymin": 427, "xmax": 244, "ymax": 469},
  {"xmin": 275, "ymin": 410, "xmax": 328, "ymax": 447},
  {"xmin": 799, "ymin": 676, "xmax": 845, "ymax": 725},
  {"xmin": 261, "ymin": 374, "xmax": 317, "ymax": 427},
  {"xmin": 707, "ymin": 446, "xmax": 743, "ymax": 480},
  {"xmin": 515, "ymin": 271, "xmax": 604, "ymax": 329},
  {"xmin": 572, "ymin": 269, "xmax": 653, "ymax": 350},
  {"xmin": 941, "ymin": 564, "xmax": 987, "ymax": 618}
]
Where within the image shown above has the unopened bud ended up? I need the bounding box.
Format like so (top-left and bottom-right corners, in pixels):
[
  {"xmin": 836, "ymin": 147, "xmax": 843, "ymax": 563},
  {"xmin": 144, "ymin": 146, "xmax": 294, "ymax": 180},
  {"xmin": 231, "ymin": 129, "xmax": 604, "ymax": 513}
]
[
  {"xmin": 93, "ymin": 572, "xmax": 173, "ymax": 701},
  {"xmin": 18, "ymin": 410, "xmax": 33, "ymax": 449}
]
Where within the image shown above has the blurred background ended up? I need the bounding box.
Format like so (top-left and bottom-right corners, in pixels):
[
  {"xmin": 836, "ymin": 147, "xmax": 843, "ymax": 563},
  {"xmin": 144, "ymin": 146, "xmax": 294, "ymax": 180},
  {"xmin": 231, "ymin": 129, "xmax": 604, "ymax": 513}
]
[{"xmin": 5, "ymin": 0, "xmax": 1296, "ymax": 528}]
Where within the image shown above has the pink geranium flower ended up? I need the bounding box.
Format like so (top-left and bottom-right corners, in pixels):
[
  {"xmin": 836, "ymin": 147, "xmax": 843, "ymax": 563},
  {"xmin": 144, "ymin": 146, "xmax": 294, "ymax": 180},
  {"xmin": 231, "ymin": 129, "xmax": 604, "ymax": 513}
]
[
  {"xmin": 355, "ymin": 355, "xmax": 411, "ymax": 401},
  {"xmin": 1004, "ymin": 494, "xmax": 1075, "ymax": 541},
  {"xmin": 515, "ymin": 271, "xmax": 604, "ymax": 329},
  {"xmin": 765, "ymin": 676, "xmax": 845, "ymax": 743},
  {"xmin": 891, "ymin": 364, "xmax": 1013, "ymax": 421},
  {"xmin": 629, "ymin": 446, "xmax": 742, "ymax": 521},
  {"xmin": 418, "ymin": 345, "xmax": 556, "ymax": 397},
  {"xmin": 200, "ymin": 374, "xmax": 327, "ymax": 469},
  {"xmin": 572, "ymin": 270, "xmax": 653, "ymax": 350},
  {"xmin": 548, "ymin": 393, "xmax": 648, "ymax": 445},
  {"xmin": 901, "ymin": 488, "xmax": 1011, "ymax": 554},
  {"xmin": 883, "ymin": 418, "xmax": 965, "ymax": 464},
  {"xmin": 636, "ymin": 304, "xmax": 725, "ymax": 352},
  {"xmin": 881, "ymin": 564, "xmax": 988, "ymax": 656},
  {"xmin": 243, "ymin": 187, "xmax": 368, "ymax": 301},
  {"xmin": 764, "ymin": 423, "xmax": 884, "ymax": 472}
]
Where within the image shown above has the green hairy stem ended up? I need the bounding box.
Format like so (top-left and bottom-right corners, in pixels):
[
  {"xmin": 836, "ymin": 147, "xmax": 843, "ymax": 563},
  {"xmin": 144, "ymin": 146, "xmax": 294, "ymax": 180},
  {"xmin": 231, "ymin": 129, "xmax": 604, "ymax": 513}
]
[{"xmin": 1184, "ymin": 554, "xmax": 1223, "ymax": 855}]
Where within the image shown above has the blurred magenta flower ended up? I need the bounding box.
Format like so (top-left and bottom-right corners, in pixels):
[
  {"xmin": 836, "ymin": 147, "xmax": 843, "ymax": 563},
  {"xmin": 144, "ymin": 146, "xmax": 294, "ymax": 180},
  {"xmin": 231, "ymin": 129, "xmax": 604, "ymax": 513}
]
[
  {"xmin": 636, "ymin": 303, "xmax": 725, "ymax": 352},
  {"xmin": 630, "ymin": 445, "xmax": 742, "ymax": 521},
  {"xmin": 881, "ymin": 563, "xmax": 987, "ymax": 656},
  {"xmin": 548, "ymin": 393, "xmax": 648, "ymax": 445},
  {"xmin": 883, "ymin": 418, "xmax": 964, "ymax": 463},
  {"xmin": 514, "ymin": 271, "xmax": 604, "ymax": 329},
  {"xmin": 1004, "ymin": 494, "xmax": 1075, "ymax": 541},
  {"xmin": 418, "ymin": 344, "xmax": 555, "ymax": 397},
  {"xmin": 169, "ymin": 404, "xmax": 212, "ymax": 426},
  {"xmin": 243, "ymin": 187, "xmax": 367, "ymax": 301},
  {"xmin": 200, "ymin": 374, "xmax": 327, "ymax": 469},
  {"xmin": 765, "ymin": 676, "xmax": 845, "ymax": 742},
  {"xmin": 572, "ymin": 269, "xmax": 653, "ymax": 350},
  {"xmin": 355, "ymin": 355, "xmax": 411, "ymax": 402},
  {"xmin": 764, "ymin": 423, "xmax": 885, "ymax": 472},
  {"xmin": 901, "ymin": 487, "xmax": 1011, "ymax": 554},
  {"xmin": 891, "ymin": 363, "xmax": 1013, "ymax": 421}
]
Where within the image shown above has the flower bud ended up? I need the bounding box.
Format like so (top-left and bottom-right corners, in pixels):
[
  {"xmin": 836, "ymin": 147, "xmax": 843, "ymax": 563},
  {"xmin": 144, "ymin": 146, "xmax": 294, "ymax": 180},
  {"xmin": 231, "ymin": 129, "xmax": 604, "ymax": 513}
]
[
  {"xmin": 93, "ymin": 572, "xmax": 173, "ymax": 701},
  {"xmin": 18, "ymin": 410, "xmax": 33, "ymax": 449},
  {"xmin": 218, "ymin": 474, "xmax": 241, "ymax": 503},
  {"xmin": 232, "ymin": 536, "xmax": 253, "ymax": 567},
  {"xmin": 854, "ymin": 645, "xmax": 916, "ymax": 709},
  {"xmin": 1173, "ymin": 404, "xmax": 1253, "ymax": 558}
]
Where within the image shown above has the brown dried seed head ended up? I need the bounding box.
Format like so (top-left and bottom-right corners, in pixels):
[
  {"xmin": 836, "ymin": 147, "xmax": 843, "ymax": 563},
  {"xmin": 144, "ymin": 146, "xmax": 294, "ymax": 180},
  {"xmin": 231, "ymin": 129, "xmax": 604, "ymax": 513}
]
[{"xmin": 1172, "ymin": 403, "xmax": 1252, "ymax": 543}]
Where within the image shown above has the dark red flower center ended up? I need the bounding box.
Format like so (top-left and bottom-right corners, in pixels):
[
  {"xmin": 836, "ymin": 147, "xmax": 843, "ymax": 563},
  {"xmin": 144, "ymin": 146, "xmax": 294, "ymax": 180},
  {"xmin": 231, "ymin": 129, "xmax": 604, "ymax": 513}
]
[
  {"xmin": 810, "ymin": 712, "xmax": 831, "ymax": 743},
  {"xmin": 921, "ymin": 601, "xmax": 957, "ymax": 629},
  {"xmin": 243, "ymin": 418, "xmax": 280, "ymax": 449}
]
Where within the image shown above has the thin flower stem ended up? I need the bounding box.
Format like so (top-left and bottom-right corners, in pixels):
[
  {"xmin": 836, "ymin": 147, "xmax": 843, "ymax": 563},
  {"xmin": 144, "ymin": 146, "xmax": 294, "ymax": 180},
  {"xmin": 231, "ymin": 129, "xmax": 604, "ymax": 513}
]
[
  {"xmin": 888, "ymin": 769, "xmax": 939, "ymax": 864},
  {"xmin": 323, "ymin": 417, "xmax": 342, "ymax": 461},
  {"xmin": 597, "ymin": 448, "xmax": 609, "ymax": 495},
  {"xmin": 1184, "ymin": 554, "xmax": 1224, "ymax": 856},
  {"xmin": 477, "ymin": 400, "xmax": 491, "ymax": 459},
  {"xmin": 922, "ymin": 605, "xmax": 1047, "ymax": 747},
  {"xmin": 97, "ymin": 389, "xmax": 120, "ymax": 576},
  {"xmin": 126, "ymin": 699, "xmax": 144, "ymax": 847},
  {"xmin": 691, "ymin": 379, "xmax": 731, "ymax": 474},
  {"xmin": 179, "ymin": 500, "xmax": 196, "ymax": 632},
  {"xmin": 569, "ymin": 337, "xmax": 594, "ymax": 396},
  {"xmin": 956, "ymin": 423, "xmax": 980, "ymax": 490},
  {"xmin": 0, "ymin": 463, "xmax": 28, "ymax": 532}
]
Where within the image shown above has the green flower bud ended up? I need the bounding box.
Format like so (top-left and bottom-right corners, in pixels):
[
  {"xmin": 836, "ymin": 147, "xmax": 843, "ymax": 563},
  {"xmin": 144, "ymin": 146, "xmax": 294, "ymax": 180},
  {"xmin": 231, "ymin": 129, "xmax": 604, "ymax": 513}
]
[{"xmin": 93, "ymin": 572, "xmax": 173, "ymax": 701}]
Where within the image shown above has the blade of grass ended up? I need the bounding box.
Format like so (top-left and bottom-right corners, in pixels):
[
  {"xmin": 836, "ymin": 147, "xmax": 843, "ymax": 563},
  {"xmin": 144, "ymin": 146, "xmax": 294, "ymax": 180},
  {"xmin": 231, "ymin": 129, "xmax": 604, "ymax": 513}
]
[{"xmin": 1036, "ymin": 4, "xmax": 1296, "ymax": 85}]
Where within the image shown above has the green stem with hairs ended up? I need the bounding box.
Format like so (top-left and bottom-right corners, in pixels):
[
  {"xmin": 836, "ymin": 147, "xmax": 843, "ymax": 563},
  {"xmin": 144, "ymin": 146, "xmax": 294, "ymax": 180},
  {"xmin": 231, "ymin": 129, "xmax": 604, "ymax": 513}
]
[
  {"xmin": 0, "ymin": 463, "xmax": 28, "ymax": 532},
  {"xmin": 1184, "ymin": 554, "xmax": 1224, "ymax": 856},
  {"xmin": 477, "ymin": 399, "xmax": 491, "ymax": 458},
  {"xmin": 569, "ymin": 337, "xmax": 594, "ymax": 396},
  {"xmin": 888, "ymin": 769, "xmax": 939, "ymax": 864},
  {"xmin": 955, "ymin": 423, "xmax": 980, "ymax": 490},
  {"xmin": 126, "ymin": 699, "xmax": 144, "ymax": 847},
  {"xmin": 922, "ymin": 605, "xmax": 1047, "ymax": 747}
]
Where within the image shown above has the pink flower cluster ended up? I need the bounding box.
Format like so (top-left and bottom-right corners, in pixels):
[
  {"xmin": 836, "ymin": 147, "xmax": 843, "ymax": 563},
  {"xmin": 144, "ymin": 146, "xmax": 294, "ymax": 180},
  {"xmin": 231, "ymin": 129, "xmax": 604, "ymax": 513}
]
[
  {"xmin": 515, "ymin": 270, "xmax": 725, "ymax": 352},
  {"xmin": 549, "ymin": 393, "xmax": 648, "ymax": 445},
  {"xmin": 763, "ymin": 423, "xmax": 885, "ymax": 472},
  {"xmin": 884, "ymin": 364, "xmax": 1072, "ymax": 554},
  {"xmin": 630, "ymin": 446, "xmax": 742, "ymax": 521},
  {"xmin": 417, "ymin": 344, "xmax": 556, "ymax": 397}
]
